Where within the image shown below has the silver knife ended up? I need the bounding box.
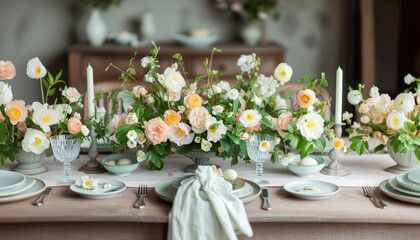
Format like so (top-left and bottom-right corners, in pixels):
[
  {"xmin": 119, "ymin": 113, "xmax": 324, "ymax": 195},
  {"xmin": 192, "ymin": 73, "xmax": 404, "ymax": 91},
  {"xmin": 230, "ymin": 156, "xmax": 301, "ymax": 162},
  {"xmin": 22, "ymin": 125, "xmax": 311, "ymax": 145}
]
[
  {"xmin": 33, "ymin": 187, "xmax": 52, "ymax": 206},
  {"xmin": 261, "ymin": 188, "xmax": 272, "ymax": 210}
]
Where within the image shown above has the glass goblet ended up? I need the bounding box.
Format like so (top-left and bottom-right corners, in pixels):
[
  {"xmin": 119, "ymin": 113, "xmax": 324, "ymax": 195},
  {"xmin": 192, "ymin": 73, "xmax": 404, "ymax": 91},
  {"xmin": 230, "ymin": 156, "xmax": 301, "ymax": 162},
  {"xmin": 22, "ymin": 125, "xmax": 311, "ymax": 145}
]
[
  {"xmin": 50, "ymin": 135, "xmax": 81, "ymax": 185},
  {"xmin": 246, "ymin": 135, "xmax": 276, "ymax": 185}
]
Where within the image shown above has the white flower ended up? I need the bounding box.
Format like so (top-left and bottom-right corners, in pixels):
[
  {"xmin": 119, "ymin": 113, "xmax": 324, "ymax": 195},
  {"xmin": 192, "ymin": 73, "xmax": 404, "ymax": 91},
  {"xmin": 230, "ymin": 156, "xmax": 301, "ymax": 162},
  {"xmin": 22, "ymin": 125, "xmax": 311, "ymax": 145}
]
[
  {"xmin": 273, "ymin": 63, "xmax": 293, "ymax": 83},
  {"xmin": 141, "ymin": 56, "xmax": 154, "ymax": 68},
  {"xmin": 216, "ymin": 81, "xmax": 231, "ymax": 92},
  {"xmin": 26, "ymin": 57, "xmax": 47, "ymax": 79},
  {"xmin": 73, "ymin": 112, "xmax": 81, "ymax": 119},
  {"xmin": 190, "ymin": 82, "xmax": 198, "ymax": 91},
  {"xmin": 296, "ymin": 112, "xmax": 325, "ymax": 141},
  {"xmin": 307, "ymin": 105, "xmax": 314, "ymax": 112},
  {"xmin": 239, "ymin": 110, "xmax": 262, "ymax": 128},
  {"xmin": 168, "ymin": 122, "xmax": 195, "ymax": 146},
  {"xmin": 255, "ymin": 74, "xmax": 278, "ymax": 97},
  {"xmin": 394, "ymin": 93, "xmax": 415, "ymax": 113},
  {"xmin": 81, "ymin": 125, "xmax": 90, "ymax": 136},
  {"xmin": 347, "ymin": 90, "xmax": 362, "ymax": 105},
  {"xmin": 95, "ymin": 107, "xmax": 106, "ymax": 120},
  {"xmin": 366, "ymin": 96, "xmax": 380, "ymax": 107},
  {"xmin": 0, "ymin": 82, "xmax": 13, "ymax": 104},
  {"xmin": 144, "ymin": 74, "xmax": 154, "ymax": 83},
  {"xmin": 127, "ymin": 139, "xmax": 137, "ymax": 149},
  {"xmin": 251, "ymin": 95, "xmax": 262, "ymax": 106},
  {"xmin": 178, "ymin": 105, "xmax": 186, "ymax": 114},
  {"xmin": 386, "ymin": 111, "xmax": 406, "ymax": 130},
  {"xmin": 352, "ymin": 122, "xmax": 361, "ymax": 129},
  {"xmin": 80, "ymin": 176, "xmax": 99, "ymax": 189},
  {"xmin": 205, "ymin": 117, "xmax": 227, "ymax": 142},
  {"xmin": 240, "ymin": 132, "xmax": 249, "ymax": 140},
  {"xmin": 126, "ymin": 112, "xmax": 138, "ymax": 125},
  {"xmin": 107, "ymin": 115, "xmax": 120, "ymax": 134},
  {"xmin": 127, "ymin": 130, "xmax": 138, "ymax": 141},
  {"xmin": 404, "ymin": 74, "xmax": 414, "ymax": 85},
  {"xmin": 62, "ymin": 87, "xmax": 81, "ymax": 103},
  {"xmin": 137, "ymin": 150, "xmax": 146, "ymax": 162},
  {"xmin": 162, "ymin": 67, "xmax": 186, "ymax": 92},
  {"xmin": 375, "ymin": 94, "xmax": 392, "ymax": 113},
  {"xmin": 146, "ymin": 95, "xmax": 155, "ymax": 104},
  {"xmin": 275, "ymin": 96, "xmax": 288, "ymax": 111},
  {"xmin": 132, "ymin": 85, "xmax": 148, "ymax": 98},
  {"xmin": 32, "ymin": 102, "xmax": 60, "ymax": 132},
  {"xmin": 279, "ymin": 153, "xmax": 296, "ymax": 166},
  {"xmin": 211, "ymin": 85, "xmax": 222, "ymax": 94},
  {"xmin": 259, "ymin": 141, "xmax": 270, "ymax": 152},
  {"xmin": 342, "ymin": 111, "xmax": 353, "ymax": 122},
  {"xmin": 22, "ymin": 128, "xmax": 50, "ymax": 154},
  {"xmin": 227, "ymin": 89, "xmax": 239, "ymax": 100},
  {"xmin": 212, "ymin": 105, "xmax": 224, "ymax": 115},
  {"xmin": 369, "ymin": 86, "xmax": 380, "ymax": 98},
  {"xmin": 201, "ymin": 139, "xmax": 212, "ymax": 152},
  {"xmin": 194, "ymin": 136, "xmax": 201, "ymax": 143},
  {"xmin": 51, "ymin": 104, "xmax": 72, "ymax": 122},
  {"xmin": 237, "ymin": 54, "xmax": 257, "ymax": 73}
]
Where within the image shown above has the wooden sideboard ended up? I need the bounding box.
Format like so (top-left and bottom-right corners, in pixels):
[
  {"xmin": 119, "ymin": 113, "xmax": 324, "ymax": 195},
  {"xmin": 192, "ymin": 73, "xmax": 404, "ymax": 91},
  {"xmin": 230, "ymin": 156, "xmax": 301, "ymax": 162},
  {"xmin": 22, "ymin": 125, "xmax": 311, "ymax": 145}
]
[{"xmin": 67, "ymin": 43, "xmax": 286, "ymax": 93}]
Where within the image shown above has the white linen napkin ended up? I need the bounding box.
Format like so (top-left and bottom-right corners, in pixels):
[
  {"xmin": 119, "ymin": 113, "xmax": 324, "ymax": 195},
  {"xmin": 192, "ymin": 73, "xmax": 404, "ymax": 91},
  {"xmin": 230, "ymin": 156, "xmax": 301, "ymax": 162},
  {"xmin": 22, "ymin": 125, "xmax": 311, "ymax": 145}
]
[{"xmin": 168, "ymin": 166, "xmax": 253, "ymax": 240}]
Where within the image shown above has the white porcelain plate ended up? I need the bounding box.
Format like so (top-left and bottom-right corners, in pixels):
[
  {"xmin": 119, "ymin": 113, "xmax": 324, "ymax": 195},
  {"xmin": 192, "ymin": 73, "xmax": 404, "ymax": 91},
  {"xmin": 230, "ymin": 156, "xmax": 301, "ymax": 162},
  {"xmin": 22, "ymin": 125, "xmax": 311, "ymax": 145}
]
[
  {"xmin": 70, "ymin": 179, "xmax": 126, "ymax": 199},
  {"xmin": 0, "ymin": 170, "xmax": 26, "ymax": 191},
  {"xmin": 283, "ymin": 180, "xmax": 340, "ymax": 200},
  {"xmin": 0, "ymin": 176, "xmax": 36, "ymax": 197}
]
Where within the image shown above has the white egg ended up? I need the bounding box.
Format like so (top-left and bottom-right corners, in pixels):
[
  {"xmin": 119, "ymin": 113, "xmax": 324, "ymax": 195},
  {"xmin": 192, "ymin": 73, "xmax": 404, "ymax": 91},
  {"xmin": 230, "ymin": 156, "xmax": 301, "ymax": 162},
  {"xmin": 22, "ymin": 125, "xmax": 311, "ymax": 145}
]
[
  {"xmin": 299, "ymin": 157, "xmax": 318, "ymax": 166},
  {"xmin": 117, "ymin": 158, "xmax": 132, "ymax": 165},
  {"xmin": 223, "ymin": 169, "xmax": 238, "ymax": 181},
  {"xmin": 105, "ymin": 160, "xmax": 116, "ymax": 166}
]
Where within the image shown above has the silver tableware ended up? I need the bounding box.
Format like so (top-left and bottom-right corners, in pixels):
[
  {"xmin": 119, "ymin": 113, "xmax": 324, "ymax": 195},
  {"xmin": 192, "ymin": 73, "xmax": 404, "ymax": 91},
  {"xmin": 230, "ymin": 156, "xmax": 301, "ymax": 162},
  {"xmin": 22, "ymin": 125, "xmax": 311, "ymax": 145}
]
[
  {"xmin": 32, "ymin": 187, "xmax": 52, "ymax": 206},
  {"xmin": 362, "ymin": 185, "xmax": 387, "ymax": 209},
  {"xmin": 133, "ymin": 185, "xmax": 147, "ymax": 209},
  {"xmin": 261, "ymin": 188, "xmax": 272, "ymax": 210}
]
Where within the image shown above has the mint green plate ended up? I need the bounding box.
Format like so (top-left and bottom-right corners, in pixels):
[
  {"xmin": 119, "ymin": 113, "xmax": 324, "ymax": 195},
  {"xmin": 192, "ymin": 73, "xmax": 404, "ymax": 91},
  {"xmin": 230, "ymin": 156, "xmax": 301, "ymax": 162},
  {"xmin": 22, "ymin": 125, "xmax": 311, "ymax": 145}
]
[
  {"xmin": 70, "ymin": 179, "xmax": 126, "ymax": 199},
  {"xmin": 0, "ymin": 170, "xmax": 26, "ymax": 191},
  {"xmin": 407, "ymin": 169, "xmax": 420, "ymax": 185},
  {"xmin": 389, "ymin": 176, "xmax": 420, "ymax": 197},
  {"xmin": 396, "ymin": 172, "xmax": 420, "ymax": 192},
  {"xmin": 283, "ymin": 180, "xmax": 340, "ymax": 200},
  {"xmin": 379, "ymin": 179, "xmax": 420, "ymax": 204},
  {"xmin": 0, "ymin": 176, "xmax": 36, "ymax": 197},
  {"xmin": 155, "ymin": 177, "xmax": 261, "ymax": 204},
  {"xmin": 0, "ymin": 178, "xmax": 46, "ymax": 204}
]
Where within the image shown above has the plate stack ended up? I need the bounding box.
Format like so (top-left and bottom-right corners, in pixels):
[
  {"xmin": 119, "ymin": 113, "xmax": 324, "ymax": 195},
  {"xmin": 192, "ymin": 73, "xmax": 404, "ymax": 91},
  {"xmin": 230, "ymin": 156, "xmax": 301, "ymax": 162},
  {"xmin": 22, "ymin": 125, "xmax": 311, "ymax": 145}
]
[
  {"xmin": 380, "ymin": 169, "xmax": 420, "ymax": 204},
  {"xmin": 0, "ymin": 170, "xmax": 46, "ymax": 204}
]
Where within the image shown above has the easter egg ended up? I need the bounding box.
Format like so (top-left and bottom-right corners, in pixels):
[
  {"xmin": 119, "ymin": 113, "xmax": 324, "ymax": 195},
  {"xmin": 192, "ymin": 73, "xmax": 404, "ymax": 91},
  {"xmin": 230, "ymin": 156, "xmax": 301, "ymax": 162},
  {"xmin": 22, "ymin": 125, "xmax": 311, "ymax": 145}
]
[
  {"xmin": 299, "ymin": 157, "xmax": 318, "ymax": 166},
  {"xmin": 223, "ymin": 169, "xmax": 238, "ymax": 181},
  {"xmin": 117, "ymin": 158, "xmax": 132, "ymax": 165},
  {"xmin": 105, "ymin": 160, "xmax": 116, "ymax": 166}
]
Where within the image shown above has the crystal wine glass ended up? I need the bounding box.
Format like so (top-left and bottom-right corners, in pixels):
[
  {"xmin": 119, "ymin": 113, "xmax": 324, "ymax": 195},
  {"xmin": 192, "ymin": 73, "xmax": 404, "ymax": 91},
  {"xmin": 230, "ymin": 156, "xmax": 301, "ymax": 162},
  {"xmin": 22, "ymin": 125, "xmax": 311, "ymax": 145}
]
[
  {"xmin": 246, "ymin": 135, "xmax": 276, "ymax": 185},
  {"xmin": 50, "ymin": 135, "xmax": 81, "ymax": 185}
]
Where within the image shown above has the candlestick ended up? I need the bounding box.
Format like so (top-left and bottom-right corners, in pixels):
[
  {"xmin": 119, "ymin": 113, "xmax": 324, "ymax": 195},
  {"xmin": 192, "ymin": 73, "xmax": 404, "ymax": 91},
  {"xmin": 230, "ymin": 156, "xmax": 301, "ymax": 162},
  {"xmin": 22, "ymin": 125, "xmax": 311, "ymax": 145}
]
[
  {"xmin": 320, "ymin": 123, "xmax": 349, "ymax": 176},
  {"xmin": 335, "ymin": 67, "xmax": 343, "ymax": 124},
  {"xmin": 87, "ymin": 64, "xmax": 95, "ymax": 118}
]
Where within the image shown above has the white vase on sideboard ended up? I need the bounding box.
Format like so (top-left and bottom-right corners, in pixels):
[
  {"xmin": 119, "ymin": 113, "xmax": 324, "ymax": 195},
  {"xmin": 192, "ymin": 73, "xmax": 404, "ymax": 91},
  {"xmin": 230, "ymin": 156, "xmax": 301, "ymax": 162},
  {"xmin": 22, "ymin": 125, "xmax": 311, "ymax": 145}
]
[{"xmin": 86, "ymin": 8, "xmax": 107, "ymax": 47}]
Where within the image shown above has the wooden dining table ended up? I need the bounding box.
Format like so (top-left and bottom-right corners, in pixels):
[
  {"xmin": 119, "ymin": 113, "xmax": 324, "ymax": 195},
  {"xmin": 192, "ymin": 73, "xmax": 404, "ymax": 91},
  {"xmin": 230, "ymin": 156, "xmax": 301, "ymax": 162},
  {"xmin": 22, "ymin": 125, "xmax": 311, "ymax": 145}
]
[{"xmin": 1, "ymin": 151, "xmax": 420, "ymax": 240}]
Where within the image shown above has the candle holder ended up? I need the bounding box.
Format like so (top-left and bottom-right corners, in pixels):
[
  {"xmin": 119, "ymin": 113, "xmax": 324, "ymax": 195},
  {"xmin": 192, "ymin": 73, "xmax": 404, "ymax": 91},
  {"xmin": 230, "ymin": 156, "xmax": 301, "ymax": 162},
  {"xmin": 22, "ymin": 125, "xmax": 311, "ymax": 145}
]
[
  {"xmin": 320, "ymin": 123, "xmax": 349, "ymax": 176},
  {"xmin": 79, "ymin": 130, "xmax": 106, "ymax": 174}
]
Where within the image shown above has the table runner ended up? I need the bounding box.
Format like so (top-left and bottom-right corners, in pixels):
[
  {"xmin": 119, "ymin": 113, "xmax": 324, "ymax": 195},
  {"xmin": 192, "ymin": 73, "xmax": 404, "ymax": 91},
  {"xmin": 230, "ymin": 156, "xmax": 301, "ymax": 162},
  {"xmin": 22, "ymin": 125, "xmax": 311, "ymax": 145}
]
[{"xmin": 0, "ymin": 152, "xmax": 396, "ymax": 187}]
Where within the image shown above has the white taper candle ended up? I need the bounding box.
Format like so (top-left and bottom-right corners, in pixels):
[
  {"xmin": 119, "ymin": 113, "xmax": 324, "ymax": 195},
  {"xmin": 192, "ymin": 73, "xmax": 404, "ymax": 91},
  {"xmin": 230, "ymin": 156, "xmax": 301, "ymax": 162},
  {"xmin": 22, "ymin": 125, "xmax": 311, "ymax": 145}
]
[
  {"xmin": 335, "ymin": 67, "xmax": 343, "ymax": 124},
  {"xmin": 87, "ymin": 64, "xmax": 95, "ymax": 118}
]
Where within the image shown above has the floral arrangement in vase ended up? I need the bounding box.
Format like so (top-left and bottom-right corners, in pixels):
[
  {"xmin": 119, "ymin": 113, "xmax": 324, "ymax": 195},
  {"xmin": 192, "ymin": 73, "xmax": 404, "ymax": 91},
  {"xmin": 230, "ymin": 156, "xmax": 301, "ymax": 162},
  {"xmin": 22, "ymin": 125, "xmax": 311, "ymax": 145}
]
[
  {"xmin": 0, "ymin": 58, "xmax": 90, "ymax": 165},
  {"xmin": 346, "ymin": 74, "xmax": 420, "ymax": 159},
  {"xmin": 108, "ymin": 42, "xmax": 297, "ymax": 170}
]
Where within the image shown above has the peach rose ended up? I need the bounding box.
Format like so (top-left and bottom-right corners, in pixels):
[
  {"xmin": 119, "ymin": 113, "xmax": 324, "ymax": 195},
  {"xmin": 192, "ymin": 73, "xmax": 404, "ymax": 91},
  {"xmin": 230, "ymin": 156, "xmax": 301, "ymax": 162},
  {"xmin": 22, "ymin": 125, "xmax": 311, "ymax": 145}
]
[
  {"xmin": 6, "ymin": 100, "xmax": 27, "ymax": 125},
  {"xmin": 138, "ymin": 133, "xmax": 146, "ymax": 145},
  {"xmin": 386, "ymin": 128, "xmax": 396, "ymax": 135},
  {"xmin": 44, "ymin": 131, "xmax": 52, "ymax": 138},
  {"xmin": 218, "ymin": 146, "xmax": 224, "ymax": 153},
  {"xmin": 362, "ymin": 135, "xmax": 370, "ymax": 142},
  {"xmin": 164, "ymin": 110, "xmax": 181, "ymax": 125},
  {"xmin": 245, "ymin": 122, "xmax": 261, "ymax": 133},
  {"xmin": 373, "ymin": 131, "xmax": 382, "ymax": 140},
  {"xmin": 363, "ymin": 125, "xmax": 373, "ymax": 132},
  {"xmin": 360, "ymin": 115, "xmax": 370, "ymax": 124},
  {"xmin": 184, "ymin": 93, "xmax": 202, "ymax": 109},
  {"xmin": 187, "ymin": 106, "xmax": 209, "ymax": 133},
  {"xmin": 296, "ymin": 89, "xmax": 316, "ymax": 108},
  {"xmin": 0, "ymin": 61, "xmax": 16, "ymax": 80},
  {"xmin": 358, "ymin": 103, "xmax": 369, "ymax": 114},
  {"xmin": 126, "ymin": 112, "xmax": 138, "ymax": 125},
  {"xmin": 417, "ymin": 96, "xmax": 420, "ymax": 105},
  {"xmin": 380, "ymin": 135, "xmax": 388, "ymax": 145},
  {"xmin": 144, "ymin": 117, "xmax": 169, "ymax": 145},
  {"xmin": 67, "ymin": 117, "xmax": 82, "ymax": 134},
  {"xmin": 372, "ymin": 114, "xmax": 384, "ymax": 125},
  {"xmin": 132, "ymin": 85, "xmax": 148, "ymax": 98},
  {"xmin": 276, "ymin": 112, "xmax": 293, "ymax": 137},
  {"xmin": 17, "ymin": 122, "xmax": 27, "ymax": 133},
  {"xmin": 117, "ymin": 114, "xmax": 128, "ymax": 128}
]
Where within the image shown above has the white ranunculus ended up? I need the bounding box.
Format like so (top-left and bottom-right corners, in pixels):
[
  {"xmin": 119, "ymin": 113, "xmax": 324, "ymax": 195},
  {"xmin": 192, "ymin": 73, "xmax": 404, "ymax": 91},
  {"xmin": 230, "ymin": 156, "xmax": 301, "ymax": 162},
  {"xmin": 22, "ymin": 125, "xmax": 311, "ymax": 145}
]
[
  {"xmin": 369, "ymin": 86, "xmax": 380, "ymax": 98},
  {"xmin": 239, "ymin": 110, "xmax": 262, "ymax": 128},
  {"xmin": 52, "ymin": 104, "xmax": 72, "ymax": 122},
  {"xmin": 394, "ymin": 93, "xmax": 415, "ymax": 113},
  {"xmin": 347, "ymin": 90, "xmax": 362, "ymax": 105},
  {"xmin": 62, "ymin": 87, "xmax": 81, "ymax": 103},
  {"xmin": 127, "ymin": 139, "xmax": 137, "ymax": 149},
  {"xmin": 141, "ymin": 56, "xmax": 154, "ymax": 68},
  {"xmin": 201, "ymin": 139, "xmax": 212, "ymax": 152},
  {"xmin": 273, "ymin": 63, "xmax": 293, "ymax": 83},
  {"xmin": 162, "ymin": 67, "xmax": 186, "ymax": 92},
  {"xmin": 366, "ymin": 96, "xmax": 380, "ymax": 107},
  {"xmin": 126, "ymin": 112, "xmax": 138, "ymax": 125},
  {"xmin": 81, "ymin": 125, "xmax": 89, "ymax": 136},
  {"xmin": 137, "ymin": 150, "xmax": 146, "ymax": 162},
  {"xmin": 95, "ymin": 107, "xmax": 106, "ymax": 120},
  {"xmin": 251, "ymin": 95, "xmax": 263, "ymax": 106},
  {"xmin": 144, "ymin": 74, "xmax": 154, "ymax": 83},
  {"xmin": 0, "ymin": 82, "xmax": 13, "ymax": 104},
  {"xmin": 259, "ymin": 141, "xmax": 270, "ymax": 152},
  {"xmin": 342, "ymin": 111, "xmax": 353, "ymax": 122},
  {"xmin": 212, "ymin": 105, "xmax": 224, "ymax": 115},
  {"xmin": 107, "ymin": 115, "xmax": 120, "ymax": 134},
  {"xmin": 73, "ymin": 112, "xmax": 81, "ymax": 120},
  {"xmin": 194, "ymin": 136, "xmax": 201, "ymax": 143},
  {"xmin": 216, "ymin": 81, "xmax": 231, "ymax": 92},
  {"xmin": 404, "ymin": 74, "xmax": 414, "ymax": 85},
  {"xmin": 32, "ymin": 101, "xmax": 60, "ymax": 132},
  {"xmin": 255, "ymin": 74, "xmax": 278, "ymax": 97},
  {"xmin": 205, "ymin": 117, "xmax": 227, "ymax": 142},
  {"xmin": 237, "ymin": 54, "xmax": 257, "ymax": 73},
  {"xmin": 375, "ymin": 94, "xmax": 392, "ymax": 113},
  {"xmin": 227, "ymin": 89, "xmax": 239, "ymax": 100},
  {"xmin": 168, "ymin": 122, "xmax": 194, "ymax": 147},
  {"xmin": 26, "ymin": 57, "xmax": 47, "ymax": 79},
  {"xmin": 275, "ymin": 96, "xmax": 288, "ymax": 112},
  {"xmin": 211, "ymin": 85, "xmax": 222, "ymax": 94},
  {"xmin": 127, "ymin": 130, "xmax": 137, "ymax": 141},
  {"xmin": 386, "ymin": 111, "xmax": 406, "ymax": 130},
  {"xmin": 22, "ymin": 128, "xmax": 50, "ymax": 154},
  {"xmin": 296, "ymin": 112, "xmax": 325, "ymax": 141}
]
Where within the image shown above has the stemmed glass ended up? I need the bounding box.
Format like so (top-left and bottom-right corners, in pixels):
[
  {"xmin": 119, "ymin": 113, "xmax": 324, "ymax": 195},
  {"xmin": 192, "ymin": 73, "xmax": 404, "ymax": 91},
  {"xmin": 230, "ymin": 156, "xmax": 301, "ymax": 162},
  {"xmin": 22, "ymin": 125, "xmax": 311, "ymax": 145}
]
[
  {"xmin": 50, "ymin": 135, "xmax": 81, "ymax": 185},
  {"xmin": 246, "ymin": 135, "xmax": 276, "ymax": 185}
]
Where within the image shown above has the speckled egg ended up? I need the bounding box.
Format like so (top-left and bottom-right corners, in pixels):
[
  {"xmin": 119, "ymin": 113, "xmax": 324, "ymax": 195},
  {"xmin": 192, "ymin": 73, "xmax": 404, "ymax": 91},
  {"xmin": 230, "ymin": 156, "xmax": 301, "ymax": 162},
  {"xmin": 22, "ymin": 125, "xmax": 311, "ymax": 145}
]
[{"xmin": 117, "ymin": 158, "xmax": 133, "ymax": 165}]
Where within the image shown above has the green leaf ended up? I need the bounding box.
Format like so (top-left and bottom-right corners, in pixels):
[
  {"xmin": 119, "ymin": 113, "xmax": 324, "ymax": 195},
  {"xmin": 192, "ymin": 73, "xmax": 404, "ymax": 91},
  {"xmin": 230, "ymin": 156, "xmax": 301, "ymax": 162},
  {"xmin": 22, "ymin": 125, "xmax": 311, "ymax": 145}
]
[
  {"xmin": 313, "ymin": 138, "xmax": 324, "ymax": 153},
  {"xmin": 355, "ymin": 143, "xmax": 364, "ymax": 155},
  {"xmin": 287, "ymin": 122, "xmax": 297, "ymax": 133},
  {"xmin": 55, "ymin": 69, "xmax": 63, "ymax": 81},
  {"xmin": 261, "ymin": 118, "xmax": 272, "ymax": 128},
  {"xmin": 220, "ymin": 139, "xmax": 232, "ymax": 155},
  {"xmin": 291, "ymin": 135, "xmax": 299, "ymax": 148},
  {"xmin": 176, "ymin": 144, "xmax": 194, "ymax": 154},
  {"xmin": 374, "ymin": 144, "xmax": 385, "ymax": 152},
  {"xmin": 117, "ymin": 90, "xmax": 136, "ymax": 112},
  {"xmin": 47, "ymin": 88, "xmax": 56, "ymax": 96},
  {"xmin": 116, "ymin": 125, "xmax": 133, "ymax": 144},
  {"xmin": 146, "ymin": 150, "xmax": 164, "ymax": 170},
  {"xmin": 227, "ymin": 132, "xmax": 240, "ymax": 144},
  {"xmin": 154, "ymin": 144, "xmax": 165, "ymax": 155},
  {"xmin": 133, "ymin": 105, "xmax": 144, "ymax": 119},
  {"xmin": 414, "ymin": 148, "xmax": 420, "ymax": 161}
]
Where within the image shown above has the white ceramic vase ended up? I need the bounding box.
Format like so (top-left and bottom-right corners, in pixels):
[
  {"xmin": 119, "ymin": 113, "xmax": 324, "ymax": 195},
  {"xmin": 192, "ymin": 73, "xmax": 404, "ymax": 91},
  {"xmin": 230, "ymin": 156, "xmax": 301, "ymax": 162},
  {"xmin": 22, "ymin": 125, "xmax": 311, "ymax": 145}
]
[
  {"xmin": 387, "ymin": 141, "xmax": 420, "ymax": 174},
  {"xmin": 241, "ymin": 21, "xmax": 260, "ymax": 46},
  {"xmin": 184, "ymin": 150, "xmax": 218, "ymax": 173},
  {"xmin": 13, "ymin": 148, "xmax": 48, "ymax": 175},
  {"xmin": 140, "ymin": 12, "xmax": 156, "ymax": 41},
  {"xmin": 86, "ymin": 8, "xmax": 107, "ymax": 47}
]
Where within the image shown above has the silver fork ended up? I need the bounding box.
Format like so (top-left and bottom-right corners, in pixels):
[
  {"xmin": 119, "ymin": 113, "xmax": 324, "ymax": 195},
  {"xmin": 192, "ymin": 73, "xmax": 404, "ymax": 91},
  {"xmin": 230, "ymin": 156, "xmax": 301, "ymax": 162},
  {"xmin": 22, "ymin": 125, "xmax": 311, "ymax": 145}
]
[
  {"xmin": 362, "ymin": 186, "xmax": 387, "ymax": 209},
  {"xmin": 133, "ymin": 185, "xmax": 147, "ymax": 209}
]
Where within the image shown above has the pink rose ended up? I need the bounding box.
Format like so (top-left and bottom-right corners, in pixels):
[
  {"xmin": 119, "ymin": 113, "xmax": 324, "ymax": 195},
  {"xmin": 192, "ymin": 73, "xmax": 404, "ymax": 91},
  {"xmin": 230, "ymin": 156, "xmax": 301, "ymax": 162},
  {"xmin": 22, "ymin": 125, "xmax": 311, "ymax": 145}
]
[
  {"xmin": 145, "ymin": 117, "xmax": 169, "ymax": 145},
  {"xmin": 0, "ymin": 61, "xmax": 16, "ymax": 80},
  {"xmin": 245, "ymin": 122, "xmax": 261, "ymax": 133},
  {"xmin": 296, "ymin": 89, "xmax": 316, "ymax": 108},
  {"xmin": 187, "ymin": 107, "xmax": 209, "ymax": 133},
  {"xmin": 67, "ymin": 117, "xmax": 82, "ymax": 134},
  {"xmin": 277, "ymin": 112, "xmax": 293, "ymax": 137}
]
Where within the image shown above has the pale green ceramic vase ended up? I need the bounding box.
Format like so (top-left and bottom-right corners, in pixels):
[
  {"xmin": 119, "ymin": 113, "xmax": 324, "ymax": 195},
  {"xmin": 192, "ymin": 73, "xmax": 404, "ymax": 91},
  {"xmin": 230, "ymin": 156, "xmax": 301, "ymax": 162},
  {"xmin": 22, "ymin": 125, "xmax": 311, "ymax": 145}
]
[
  {"xmin": 13, "ymin": 149, "xmax": 48, "ymax": 175},
  {"xmin": 387, "ymin": 141, "xmax": 420, "ymax": 174}
]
